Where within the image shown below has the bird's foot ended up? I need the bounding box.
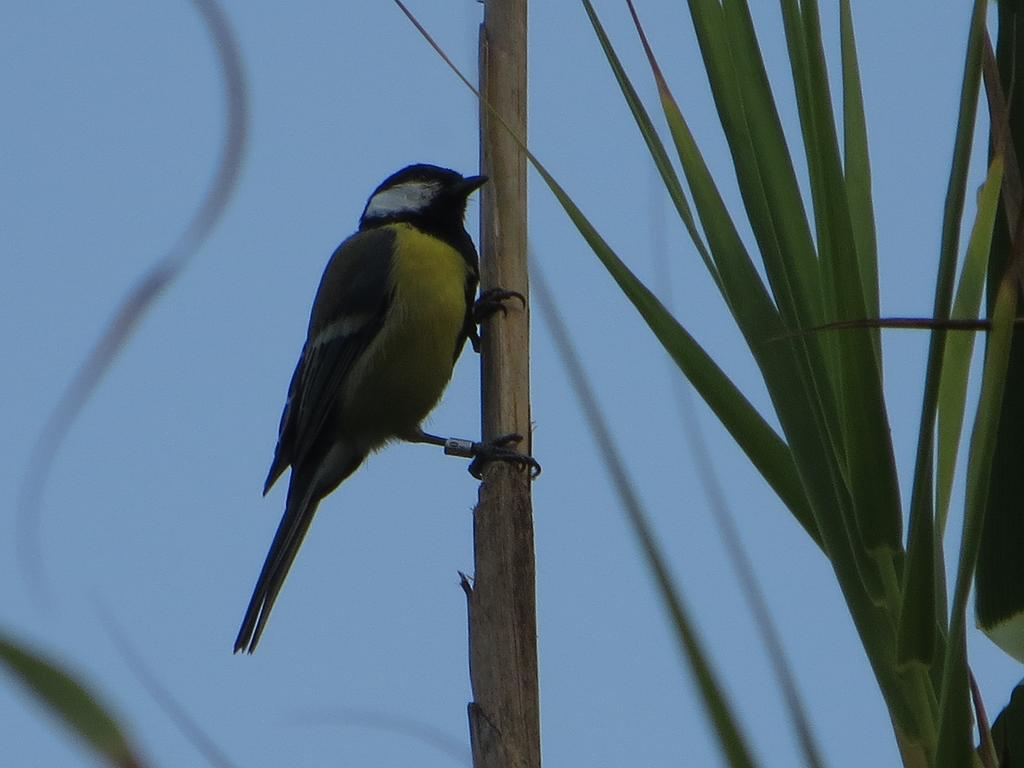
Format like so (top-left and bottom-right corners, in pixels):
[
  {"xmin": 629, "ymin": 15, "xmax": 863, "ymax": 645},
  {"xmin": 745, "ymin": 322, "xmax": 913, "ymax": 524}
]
[
  {"xmin": 443, "ymin": 433, "xmax": 541, "ymax": 480},
  {"xmin": 470, "ymin": 288, "xmax": 526, "ymax": 352},
  {"xmin": 473, "ymin": 288, "xmax": 526, "ymax": 322}
]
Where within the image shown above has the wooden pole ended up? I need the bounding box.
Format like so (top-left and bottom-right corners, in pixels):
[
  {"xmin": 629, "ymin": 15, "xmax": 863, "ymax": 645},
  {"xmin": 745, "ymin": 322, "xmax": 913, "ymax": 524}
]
[{"xmin": 466, "ymin": 1, "xmax": 540, "ymax": 767}]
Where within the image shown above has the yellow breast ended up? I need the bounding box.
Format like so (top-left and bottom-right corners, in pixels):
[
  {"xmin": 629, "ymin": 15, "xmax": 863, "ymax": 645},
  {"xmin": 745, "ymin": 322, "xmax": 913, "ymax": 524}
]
[{"xmin": 341, "ymin": 223, "xmax": 471, "ymax": 445}]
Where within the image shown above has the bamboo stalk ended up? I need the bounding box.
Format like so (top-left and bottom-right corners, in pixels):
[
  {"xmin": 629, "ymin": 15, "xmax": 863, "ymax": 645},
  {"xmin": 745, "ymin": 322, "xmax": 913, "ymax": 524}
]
[{"xmin": 465, "ymin": 1, "xmax": 540, "ymax": 767}]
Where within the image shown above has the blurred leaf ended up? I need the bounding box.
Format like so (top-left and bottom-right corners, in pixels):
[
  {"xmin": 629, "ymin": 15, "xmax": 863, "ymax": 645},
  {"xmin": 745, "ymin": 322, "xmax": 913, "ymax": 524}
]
[
  {"xmin": 100, "ymin": 607, "xmax": 241, "ymax": 768},
  {"xmin": 664, "ymin": 374, "xmax": 827, "ymax": 768},
  {"xmin": 17, "ymin": 0, "xmax": 249, "ymax": 604},
  {"xmin": 0, "ymin": 631, "xmax": 142, "ymax": 767},
  {"xmin": 536, "ymin": 147, "xmax": 819, "ymax": 547},
  {"xmin": 533, "ymin": 266, "xmax": 759, "ymax": 768}
]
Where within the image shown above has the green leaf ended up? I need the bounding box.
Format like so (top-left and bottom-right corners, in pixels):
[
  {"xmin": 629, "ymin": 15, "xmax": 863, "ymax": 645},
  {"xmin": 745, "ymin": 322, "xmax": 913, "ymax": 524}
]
[
  {"xmin": 937, "ymin": 269, "xmax": 1019, "ymax": 767},
  {"xmin": 900, "ymin": 157, "xmax": 1000, "ymax": 675},
  {"xmin": 796, "ymin": 0, "xmax": 903, "ymax": 556},
  {"xmin": 678, "ymin": 0, "xmax": 904, "ymax": 571},
  {"xmin": 585, "ymin": 0, "xmax": 719, "ymax": 288},
  {"xmin": 0, "ymin": 631, "xmax": 142, "ymax": 767},
  {"xmin": 719, "ymin": 0, "xmax": 824, "ymax": 334},
  {"xmin": 610, "ymin": 2, "xmax": 954, "ymax": 742},
  {"xmin": 625, "ymin": 0, "xmax": 902, "ymax": 610},
  {"xmin": 579, "ymin": 0, "xmax": 820, "ymax": 547},
  {"xmin": 839, "ymin": 0, "xmax": 880, "ymax": 355},
  {"xmin": 532, "ymin": 146, "xmax": 818, "ymax": 546},
  {"xmin": 897, "ymin": 0, "xmax": 988, "ymax": 680},
  {"xmin": 936, "ymin": 156, "xmax": 1002, "ymax": 535},
  {"xmin": 975, "ymin": 0, "xmax": 1024, "ymax": 666}
]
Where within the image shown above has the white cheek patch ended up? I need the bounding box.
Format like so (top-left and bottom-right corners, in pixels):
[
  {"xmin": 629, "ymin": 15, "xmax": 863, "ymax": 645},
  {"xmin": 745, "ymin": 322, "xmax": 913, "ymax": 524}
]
[{"xmin": 363, "ymin": 181, "xmax": 441, "ymax": 219}]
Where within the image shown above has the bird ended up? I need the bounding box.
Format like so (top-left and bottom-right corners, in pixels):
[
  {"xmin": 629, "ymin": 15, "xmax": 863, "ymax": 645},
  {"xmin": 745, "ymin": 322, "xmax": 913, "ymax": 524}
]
[{"xmin": 234, "ymin": 163, "xmax": 536, "ymax": 654}]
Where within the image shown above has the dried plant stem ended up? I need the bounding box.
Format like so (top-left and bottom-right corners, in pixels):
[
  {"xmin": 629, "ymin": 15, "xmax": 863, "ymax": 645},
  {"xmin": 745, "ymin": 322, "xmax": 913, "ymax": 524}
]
[{"xmin": 465, "ymin": 1, "xmax": 540, "ymax": 768}]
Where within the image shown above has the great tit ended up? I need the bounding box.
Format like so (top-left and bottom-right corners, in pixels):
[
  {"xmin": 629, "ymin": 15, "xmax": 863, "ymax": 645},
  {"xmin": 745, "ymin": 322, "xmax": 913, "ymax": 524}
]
[{"xmin": 234, "ymin": 164, "xmax": 534, "ymax": 653}]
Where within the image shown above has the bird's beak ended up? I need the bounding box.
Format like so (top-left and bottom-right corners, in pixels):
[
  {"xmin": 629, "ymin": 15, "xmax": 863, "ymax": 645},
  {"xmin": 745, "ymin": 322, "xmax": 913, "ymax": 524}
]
[{"xmin": 454, "ymin": 174, "xmax": 488, "ymax": 196}]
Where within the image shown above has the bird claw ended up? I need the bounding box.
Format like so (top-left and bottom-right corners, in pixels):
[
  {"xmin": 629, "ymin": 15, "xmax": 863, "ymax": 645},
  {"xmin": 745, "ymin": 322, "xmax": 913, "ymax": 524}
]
[
  {"xmin": 467, "ymin": 433, "xmax": 541, "ymax": 480},
  {"xmin": 472, "ymin": 288, "xmax": 526, "ymax": 323},
  {"xmin": 470, "ymin": 289, "xmax": 526, "ymax": 353}
]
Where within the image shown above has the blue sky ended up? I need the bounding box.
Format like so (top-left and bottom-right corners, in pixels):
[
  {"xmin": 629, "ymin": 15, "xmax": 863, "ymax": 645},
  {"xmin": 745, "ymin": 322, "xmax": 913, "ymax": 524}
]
[{"xmin": 2, "ymin": 2, "xmax": 1018, "ymax": 766}]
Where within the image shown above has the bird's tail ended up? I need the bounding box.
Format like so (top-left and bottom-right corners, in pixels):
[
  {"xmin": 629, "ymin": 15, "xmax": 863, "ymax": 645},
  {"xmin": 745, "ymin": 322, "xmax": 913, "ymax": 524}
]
[
  {"xmin": 234, "ymin": 454, "xmax": 361, "ymax": 653},
  {"xmin": 234, "ymin": 483, "xmax": 319, "ymax": 653}
]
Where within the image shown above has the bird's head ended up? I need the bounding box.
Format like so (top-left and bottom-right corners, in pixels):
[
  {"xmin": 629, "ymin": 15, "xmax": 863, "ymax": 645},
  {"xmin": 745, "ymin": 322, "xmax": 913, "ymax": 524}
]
[{"xmin": 359, "ymin": 164, "xmax": 488, "ymax": 232}]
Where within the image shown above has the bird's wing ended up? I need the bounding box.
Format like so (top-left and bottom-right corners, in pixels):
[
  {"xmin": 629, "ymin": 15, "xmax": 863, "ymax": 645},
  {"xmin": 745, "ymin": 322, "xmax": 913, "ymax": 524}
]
[
  {"xmin": 263, "ymin": 228, "xmax": 396, "ymax": 493},
  {"xmin": 439, "ymin": 225, "xmax": 479, "ymax": 356}
]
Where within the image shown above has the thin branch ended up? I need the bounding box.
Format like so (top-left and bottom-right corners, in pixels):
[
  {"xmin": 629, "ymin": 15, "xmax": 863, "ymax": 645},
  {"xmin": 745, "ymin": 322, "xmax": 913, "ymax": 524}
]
[
  {"xmin": 99, "ymin": 605, "xmax": 241, "ymax": 768},
  {"xmin": 17, "ymin": 0, "xmax": 248, "ymax": 603}
]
